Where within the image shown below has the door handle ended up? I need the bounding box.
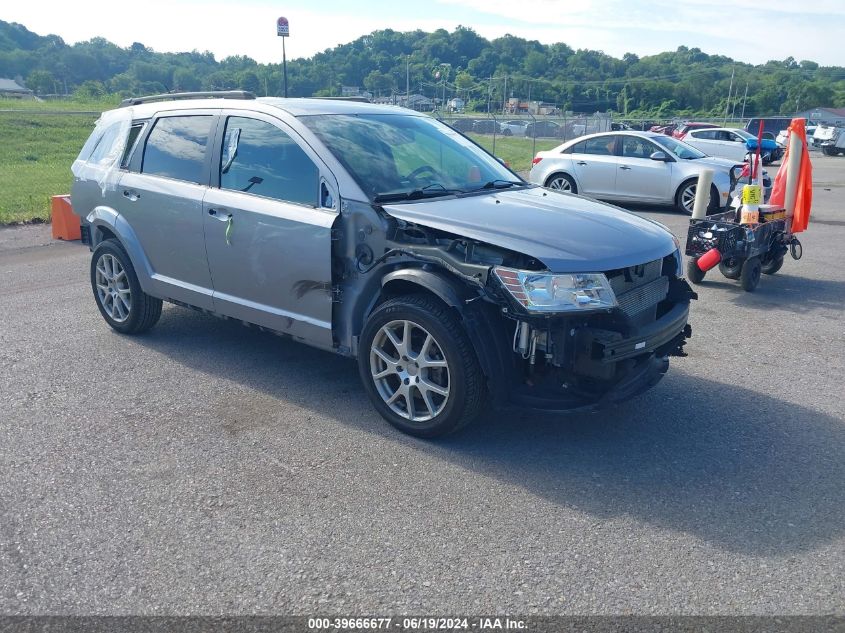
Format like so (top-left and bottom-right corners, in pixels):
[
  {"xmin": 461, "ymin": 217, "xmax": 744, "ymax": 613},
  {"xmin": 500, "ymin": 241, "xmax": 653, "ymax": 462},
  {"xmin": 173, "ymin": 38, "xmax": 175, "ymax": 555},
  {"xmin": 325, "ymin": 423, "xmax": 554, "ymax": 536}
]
[
  {"xmin": 122, "ymin": 190, "xmax": 140, "ymax": 201},
  {"xmin": 619, "ymin": 165, "xmax": 632, "ymax": 170},
  {"xmin": 576, "ymin": 161, "xmax": 588, "ymax": 166},
  {"xmin": 208, "ymin": 208, "xmax": 231, "ymax": 221}
]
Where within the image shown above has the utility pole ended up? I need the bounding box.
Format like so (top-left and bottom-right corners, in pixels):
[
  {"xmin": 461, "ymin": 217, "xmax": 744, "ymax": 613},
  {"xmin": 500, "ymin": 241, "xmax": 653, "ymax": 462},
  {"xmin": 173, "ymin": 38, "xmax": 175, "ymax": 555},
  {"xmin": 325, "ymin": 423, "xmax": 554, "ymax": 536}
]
[
  {"xmin": 487, "ymin": 76, "xmax": 492, "ymax": 113},
  {"xmin": 723, "ymin": 65, "xmax": 734, "ymax": 126},
  {"xmin": 405, "ymin": 55, "xmax": 410, "ymax": 105},
  {"xmin": 503, "ymin": 75, "xmax": 508, "ymax": 114},
  {"xmin": 736, "ymin": 83, "xmax": 748, "ymax": 122}
]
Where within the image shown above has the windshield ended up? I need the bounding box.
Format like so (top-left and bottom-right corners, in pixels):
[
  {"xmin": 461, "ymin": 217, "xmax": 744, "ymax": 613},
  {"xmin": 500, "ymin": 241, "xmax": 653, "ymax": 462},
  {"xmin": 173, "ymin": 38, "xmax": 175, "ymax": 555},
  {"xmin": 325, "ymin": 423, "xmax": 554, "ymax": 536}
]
[
  {"xmin": 652, "ymin": 135, "xmax": 707, "ymax": 160},
  {"xmin": 300, "ymin": 113, "xmax": 520, "ymax": 201},
  {"xmin": 733, "ymin": 129, "xmax": 754, "ymax": 140}
]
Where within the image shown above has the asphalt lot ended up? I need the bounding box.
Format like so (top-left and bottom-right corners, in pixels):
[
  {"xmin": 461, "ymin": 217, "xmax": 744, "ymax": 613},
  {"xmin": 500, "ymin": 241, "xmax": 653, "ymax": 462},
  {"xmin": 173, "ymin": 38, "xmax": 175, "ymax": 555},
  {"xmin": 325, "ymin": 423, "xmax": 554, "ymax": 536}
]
[{"xmin": 1, "ymin": 154, "xmax": 844, "ymax": 615}]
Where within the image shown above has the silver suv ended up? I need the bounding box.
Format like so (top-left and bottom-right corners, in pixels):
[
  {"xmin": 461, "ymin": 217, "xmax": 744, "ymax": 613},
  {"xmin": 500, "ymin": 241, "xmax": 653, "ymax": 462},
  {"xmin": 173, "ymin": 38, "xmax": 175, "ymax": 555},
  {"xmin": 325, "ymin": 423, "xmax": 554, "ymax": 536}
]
[{"xmin": 72, "ymin": 91, "xmax": 695, "ymax": 437}]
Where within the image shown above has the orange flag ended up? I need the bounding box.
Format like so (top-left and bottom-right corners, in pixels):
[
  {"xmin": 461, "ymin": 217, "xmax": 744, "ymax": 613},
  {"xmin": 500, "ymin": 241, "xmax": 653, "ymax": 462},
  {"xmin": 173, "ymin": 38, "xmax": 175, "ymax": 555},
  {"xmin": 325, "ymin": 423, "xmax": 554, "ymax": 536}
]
[{"xmin": 769, "ymin": 118, "xmax": 813, "ymax": 233}]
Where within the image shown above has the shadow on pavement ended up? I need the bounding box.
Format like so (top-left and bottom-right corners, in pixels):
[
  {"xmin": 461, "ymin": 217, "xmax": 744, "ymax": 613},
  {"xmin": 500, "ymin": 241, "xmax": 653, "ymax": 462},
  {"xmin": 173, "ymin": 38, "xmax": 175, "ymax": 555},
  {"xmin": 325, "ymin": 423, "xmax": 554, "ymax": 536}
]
[{"xmin": 138, "ymin": 307, "xmax": 845, "ymax": 558}]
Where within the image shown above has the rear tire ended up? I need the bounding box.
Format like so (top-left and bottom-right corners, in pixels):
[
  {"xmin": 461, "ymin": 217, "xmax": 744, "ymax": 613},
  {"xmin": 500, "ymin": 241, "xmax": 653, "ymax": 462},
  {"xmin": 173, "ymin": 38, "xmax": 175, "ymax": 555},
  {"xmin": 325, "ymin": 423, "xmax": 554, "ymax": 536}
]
[
  {"xmin": 740, "ymin": 256, "xmax": 762, "ymax": 292},
  {"xmin": 719, "ymin": 257, "xmax": 743, "ymax": 280},
  {"xmin": 90, "ymin": 238, "xmax": 162, "ymax": 334},
  {"xmin": 358, "ymin": 294, "xmax": 485, "ymax": 438},
  {"xmin": 762, "ymin": 256, "xmax": 784, "ymax": 275},
  {"xmin": 546, "ymin": 173, "xmax": 577, "ymax": 194}
]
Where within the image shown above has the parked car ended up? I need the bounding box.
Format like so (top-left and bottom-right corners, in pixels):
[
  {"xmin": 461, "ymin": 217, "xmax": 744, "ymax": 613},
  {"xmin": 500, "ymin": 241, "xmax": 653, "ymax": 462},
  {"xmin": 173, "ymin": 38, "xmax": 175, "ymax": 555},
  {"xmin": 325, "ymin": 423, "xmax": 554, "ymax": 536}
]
[
  {"xmin": 500, "ymin": 119, "xmax": 529, "ymax": 136},
  {"xmin": 649, "ymin": 123, "xmax": 676, "ymax": 136},
  {"xmin": 524, "ymin": 120, "xmax": 563, "ymax": 138},
  {"xmin": 472, "ymin": 119, "xmax": 499, "ymax": 134},
  {"xmin": 683, "ymin": 127, "xmax": 784, "ymax": 164},
  {"xmin": 812, "ymin": 125, "xmax": 845, "ymax": 155},
  {"xmin": 673, "ymin": 122, "xmax": 717, "ymax": 139},
  {"xmin": 448, "ymin": 118, "xmax": 477, "ymax": 133},
  {"xmin": 71, "ymin": 92, "xmax": 694, "ymax": 438},
  {"xmin": 529, "ymin": 131, "xmax": 770, "ymax": 214},
  {"xmin": 746, "ymin": 117, "xmax": 800, "ymax": 139}
]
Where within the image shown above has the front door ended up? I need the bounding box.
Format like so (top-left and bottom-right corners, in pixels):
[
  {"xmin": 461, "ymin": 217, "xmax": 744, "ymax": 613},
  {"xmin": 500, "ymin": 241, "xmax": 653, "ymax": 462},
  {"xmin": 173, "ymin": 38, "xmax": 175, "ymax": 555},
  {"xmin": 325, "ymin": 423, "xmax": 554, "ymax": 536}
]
[
  {"xmin": 202, "ymin": 113, "xmax": 336, "ymax": 350},
  {"xmin": 615, "ymin": 135, "xmax": 672, "ymax": 202}
]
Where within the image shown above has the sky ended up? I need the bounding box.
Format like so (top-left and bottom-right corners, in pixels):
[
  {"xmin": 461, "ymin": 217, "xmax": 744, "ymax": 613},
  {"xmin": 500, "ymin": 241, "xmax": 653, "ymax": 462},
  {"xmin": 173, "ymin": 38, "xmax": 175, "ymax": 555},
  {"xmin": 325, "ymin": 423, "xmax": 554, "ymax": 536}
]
[{"xmin": 5, "ymin": 0, "xmax": 845, "ymax": 67}]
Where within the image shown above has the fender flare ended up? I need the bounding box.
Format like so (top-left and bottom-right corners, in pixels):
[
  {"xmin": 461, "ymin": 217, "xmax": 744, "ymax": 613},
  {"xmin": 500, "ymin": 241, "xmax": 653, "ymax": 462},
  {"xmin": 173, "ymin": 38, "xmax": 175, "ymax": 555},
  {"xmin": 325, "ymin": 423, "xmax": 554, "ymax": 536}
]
[
  {"xmin": 380, "ymin": 267, "xmax": 514, "ymax": 405},
  {"xmin": 86, "ymin": 206, "xmax": 155, "ymax": 293},
  {"xmin": 381, "ymin": 267, "xmax": 469, "ymax": 309}
]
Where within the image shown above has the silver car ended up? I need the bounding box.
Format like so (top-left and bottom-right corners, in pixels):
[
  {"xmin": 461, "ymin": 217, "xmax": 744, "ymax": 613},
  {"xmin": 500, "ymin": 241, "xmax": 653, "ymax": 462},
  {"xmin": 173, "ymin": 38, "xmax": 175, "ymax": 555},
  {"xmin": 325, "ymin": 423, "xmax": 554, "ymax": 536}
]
[
  {"xmin": 530, "ymin": 131, "xmax": 752, "ymax": 214},
  {"xmin": 71, "ymin": 92, "xmax": 695, "ymax": 438}
]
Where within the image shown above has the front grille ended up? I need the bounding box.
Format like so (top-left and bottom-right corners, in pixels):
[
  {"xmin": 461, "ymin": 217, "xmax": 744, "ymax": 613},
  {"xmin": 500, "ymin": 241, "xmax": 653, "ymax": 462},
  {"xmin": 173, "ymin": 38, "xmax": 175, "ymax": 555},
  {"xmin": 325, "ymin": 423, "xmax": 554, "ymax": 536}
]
[
  {"xmin": 616, "ymin": 276, "xmax": 669, "ymax": 317},
  {"xmin": 606, "ymin": 257, "xmax": 669, "ymax": 324}
]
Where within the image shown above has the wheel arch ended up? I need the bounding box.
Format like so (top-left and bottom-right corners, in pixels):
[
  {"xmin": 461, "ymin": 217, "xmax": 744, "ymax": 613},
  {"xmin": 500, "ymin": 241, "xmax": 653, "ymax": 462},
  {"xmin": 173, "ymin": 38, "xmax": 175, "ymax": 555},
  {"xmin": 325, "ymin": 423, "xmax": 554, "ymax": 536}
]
[
  {"xmin": 86, "ymin": 206, "xmax": 155, "ymax": 293},
  {"xmin": 374, "ymin": 267, "xmax": 515, "ymax": 406},
  {"xmin": 544, "ymin": 170, "xmax": 579, "ymax": 191}
]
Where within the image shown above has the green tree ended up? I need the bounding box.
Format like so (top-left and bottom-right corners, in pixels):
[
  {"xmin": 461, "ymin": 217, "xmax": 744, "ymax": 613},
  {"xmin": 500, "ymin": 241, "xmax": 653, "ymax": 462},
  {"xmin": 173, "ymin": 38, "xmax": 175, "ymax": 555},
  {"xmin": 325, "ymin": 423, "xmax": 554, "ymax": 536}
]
[{"xmin": 26, "ymin": 69, "xmax": 55, "ymax": 94}]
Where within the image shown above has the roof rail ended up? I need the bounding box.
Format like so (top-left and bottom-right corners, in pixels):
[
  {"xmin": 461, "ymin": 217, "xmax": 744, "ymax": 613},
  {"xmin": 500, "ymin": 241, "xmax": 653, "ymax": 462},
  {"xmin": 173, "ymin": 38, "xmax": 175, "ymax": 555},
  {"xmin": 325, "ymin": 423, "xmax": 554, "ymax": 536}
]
[
  {"xmin": 119, "ymin": 91, "xmax": 256, "ymax": 108},
  {"xmin": 308, "ymin": 96, "xmax": 371, "ymax": 103}
]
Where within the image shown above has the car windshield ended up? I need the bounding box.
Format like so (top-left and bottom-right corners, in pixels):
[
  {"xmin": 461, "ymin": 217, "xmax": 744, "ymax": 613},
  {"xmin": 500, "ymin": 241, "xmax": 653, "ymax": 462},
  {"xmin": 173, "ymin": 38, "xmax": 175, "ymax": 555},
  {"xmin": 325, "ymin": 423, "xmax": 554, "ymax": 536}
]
[
  {"xmin": 733, "ymin": 129, "xmax": 754, "ymax": 140},
  {"xmin": 652, "ymin": 135, "xmax": 707, "ymax": 160},
  {"xmin": 300, "ymin": 113, "xmax": 520, "ymax": 202}
]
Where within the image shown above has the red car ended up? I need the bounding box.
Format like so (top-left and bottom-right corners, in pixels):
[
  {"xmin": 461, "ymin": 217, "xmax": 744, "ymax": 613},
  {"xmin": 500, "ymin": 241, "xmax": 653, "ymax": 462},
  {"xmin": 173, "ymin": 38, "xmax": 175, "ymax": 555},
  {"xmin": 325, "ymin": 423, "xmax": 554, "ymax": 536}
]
[{"xmin": 673, "ymin": 122, "xmax": 717, "ymax": 139}]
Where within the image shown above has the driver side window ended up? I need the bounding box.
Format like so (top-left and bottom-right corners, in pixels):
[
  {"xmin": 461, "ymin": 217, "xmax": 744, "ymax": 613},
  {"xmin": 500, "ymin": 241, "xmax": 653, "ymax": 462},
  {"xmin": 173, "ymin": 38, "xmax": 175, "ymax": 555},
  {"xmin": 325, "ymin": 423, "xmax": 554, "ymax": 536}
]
[{"xmin": 220, "ymin": 116, "xmax": 318, "ymax": 207}]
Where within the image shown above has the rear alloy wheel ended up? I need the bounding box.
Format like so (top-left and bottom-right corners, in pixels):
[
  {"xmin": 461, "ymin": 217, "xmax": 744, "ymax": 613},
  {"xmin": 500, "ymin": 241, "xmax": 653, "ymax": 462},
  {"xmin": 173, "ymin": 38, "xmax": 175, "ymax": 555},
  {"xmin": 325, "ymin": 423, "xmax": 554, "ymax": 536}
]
[
  {"xmin": 358, "ymin": 295, "xmax": 484, "ymax": 438},
  {"xmin": 676, "ymin": 179, "xmax": 717, "ymax": 215},
  {"xmin": 546, "ymin": 173, "xmax": 577, "ymax": 194},
  {"xmin": 91, "ymin": 239, "xmax": 162, "ymax": 334}
]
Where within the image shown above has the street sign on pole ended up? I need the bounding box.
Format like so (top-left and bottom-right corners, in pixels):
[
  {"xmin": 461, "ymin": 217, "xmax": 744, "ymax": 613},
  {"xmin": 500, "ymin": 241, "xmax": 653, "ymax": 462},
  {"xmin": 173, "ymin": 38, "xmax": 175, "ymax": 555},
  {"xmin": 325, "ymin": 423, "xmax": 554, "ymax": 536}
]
[
  {"xmin": 277, "ymin": 17, "xmax": 289, "ymax": 37},
  {"xmin": 277, "ymin": 17, "xmax": 289, "ymax": 97}
]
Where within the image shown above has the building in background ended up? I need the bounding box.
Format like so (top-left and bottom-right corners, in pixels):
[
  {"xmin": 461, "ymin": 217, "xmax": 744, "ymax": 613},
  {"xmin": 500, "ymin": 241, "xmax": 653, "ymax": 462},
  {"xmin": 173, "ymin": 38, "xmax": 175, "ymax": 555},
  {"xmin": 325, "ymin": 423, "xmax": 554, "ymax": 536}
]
[
  {"xmin": 797, "ymin": 107, "xmax": 845, "ymax": 126},
  {"xmin": 0, "ymin": 77, "xmax": 35, "ymax": 100}
]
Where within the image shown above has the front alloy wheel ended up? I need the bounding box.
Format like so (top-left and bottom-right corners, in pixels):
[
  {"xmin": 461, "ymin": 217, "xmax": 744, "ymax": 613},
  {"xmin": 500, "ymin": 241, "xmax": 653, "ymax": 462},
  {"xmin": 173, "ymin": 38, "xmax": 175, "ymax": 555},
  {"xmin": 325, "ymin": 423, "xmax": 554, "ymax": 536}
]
[
  {"xmin": 370, "ymin": 319, "xmax": 450, "ymax": 422},
  {"xmin": 358, "ymin": 294, "xmax": 485, "ymax": 437}
]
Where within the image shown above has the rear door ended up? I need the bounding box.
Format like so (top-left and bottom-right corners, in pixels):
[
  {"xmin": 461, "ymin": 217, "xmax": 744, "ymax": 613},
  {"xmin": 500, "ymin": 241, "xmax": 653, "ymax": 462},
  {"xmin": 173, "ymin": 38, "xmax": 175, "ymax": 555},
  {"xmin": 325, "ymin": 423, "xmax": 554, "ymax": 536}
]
[
  {"xmin": 568, "ymin": 135, "xmax": 619, "ymax": 198},
  {"xmin": 202, "ymin": 112, "xmax": 337, "ymax": 349},
  {"xmin": 615, "ymin": 135, "xmax": 671, "ymax": 202},
  {"xmin": 119, "ymin": 111, "xmax": 217, "ymax": 309}
]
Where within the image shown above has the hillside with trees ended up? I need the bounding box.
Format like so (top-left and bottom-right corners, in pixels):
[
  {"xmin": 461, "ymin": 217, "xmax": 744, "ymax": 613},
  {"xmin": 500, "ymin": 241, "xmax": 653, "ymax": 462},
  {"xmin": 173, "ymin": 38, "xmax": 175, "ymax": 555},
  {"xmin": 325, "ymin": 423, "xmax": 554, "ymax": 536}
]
[{"xmin": 1, "ymin": 19, "xmax": 844, "ymax": 116}]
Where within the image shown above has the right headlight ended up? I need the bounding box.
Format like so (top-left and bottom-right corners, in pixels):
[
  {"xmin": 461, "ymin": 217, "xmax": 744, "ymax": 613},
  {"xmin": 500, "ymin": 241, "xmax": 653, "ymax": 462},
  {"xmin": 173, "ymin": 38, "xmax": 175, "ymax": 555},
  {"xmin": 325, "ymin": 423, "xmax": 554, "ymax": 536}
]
[{"xmin": 493, "ymin": 267, "xmax": 617, "ymax": 313}]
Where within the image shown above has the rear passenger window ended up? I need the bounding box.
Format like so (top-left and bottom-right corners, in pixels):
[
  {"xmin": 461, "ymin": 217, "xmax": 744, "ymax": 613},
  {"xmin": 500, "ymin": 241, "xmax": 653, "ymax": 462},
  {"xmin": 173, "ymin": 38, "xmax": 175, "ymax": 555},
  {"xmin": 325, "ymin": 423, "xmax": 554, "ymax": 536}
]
[
  {"xmin": 120, "ymin": 122, "xmax": 146, "ymax": 168},
  {"xmin": 142, "ymin": 115, "xmax": 213, "ymax": 184},
  {"xmin": 87, "ymin": 122, "xmax": 124, "ymax": 166},
  {"xmin": 220, "ymin": 116, "xmax": 318, "ymax": 207},
  {"xmin": 583, "ymin": 137, "xmax": 616, "ymax": 155}
]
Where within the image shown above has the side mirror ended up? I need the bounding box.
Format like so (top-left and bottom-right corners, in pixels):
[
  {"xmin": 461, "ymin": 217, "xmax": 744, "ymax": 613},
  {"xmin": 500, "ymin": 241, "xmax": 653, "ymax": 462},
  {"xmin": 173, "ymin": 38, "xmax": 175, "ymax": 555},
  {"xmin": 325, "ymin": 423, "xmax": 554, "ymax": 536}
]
[{"xmin": 649, "ymin": 151, "xmax": 670, "ymax": 162}]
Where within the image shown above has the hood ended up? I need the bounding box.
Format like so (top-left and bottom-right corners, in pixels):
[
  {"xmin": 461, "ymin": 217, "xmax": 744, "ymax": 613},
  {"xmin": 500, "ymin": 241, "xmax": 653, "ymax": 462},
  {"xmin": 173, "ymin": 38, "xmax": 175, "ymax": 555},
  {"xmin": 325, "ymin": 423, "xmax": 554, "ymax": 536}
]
[
  {"xmin": 382, "ymin": 186, "xmax": 677, "ymax": 273},
  {"xmin": 695, "ymin": 156, "xmax": 743, "ymax": 171}
]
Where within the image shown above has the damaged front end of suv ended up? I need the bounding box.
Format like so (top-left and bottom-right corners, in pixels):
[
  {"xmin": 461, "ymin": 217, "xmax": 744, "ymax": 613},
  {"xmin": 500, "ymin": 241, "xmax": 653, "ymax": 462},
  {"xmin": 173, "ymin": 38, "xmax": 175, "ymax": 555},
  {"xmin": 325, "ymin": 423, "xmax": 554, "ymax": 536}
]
[{"xmin": 301, "ymin": 107, "xmax": 696, "ymax": 436}]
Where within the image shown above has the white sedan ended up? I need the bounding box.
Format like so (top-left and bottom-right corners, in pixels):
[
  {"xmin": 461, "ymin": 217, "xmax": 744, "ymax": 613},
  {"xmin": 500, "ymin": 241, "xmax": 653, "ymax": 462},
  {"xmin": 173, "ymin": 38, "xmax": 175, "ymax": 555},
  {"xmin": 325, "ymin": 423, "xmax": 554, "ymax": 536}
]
[
  {"xmin": 684, "ymin": 127, "xmax": 784, "ymax": 164},
  {"xmin": 529, "ymin": 131, "xmax": 770, "ymax": 214}
]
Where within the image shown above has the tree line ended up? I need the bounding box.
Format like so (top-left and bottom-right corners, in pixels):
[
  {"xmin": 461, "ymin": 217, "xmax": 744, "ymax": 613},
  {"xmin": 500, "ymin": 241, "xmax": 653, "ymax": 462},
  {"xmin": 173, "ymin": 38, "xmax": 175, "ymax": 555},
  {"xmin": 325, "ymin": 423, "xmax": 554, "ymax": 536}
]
[{"xmin": 1, "ymin": 19, "xmax": 843, "ymax": 117}]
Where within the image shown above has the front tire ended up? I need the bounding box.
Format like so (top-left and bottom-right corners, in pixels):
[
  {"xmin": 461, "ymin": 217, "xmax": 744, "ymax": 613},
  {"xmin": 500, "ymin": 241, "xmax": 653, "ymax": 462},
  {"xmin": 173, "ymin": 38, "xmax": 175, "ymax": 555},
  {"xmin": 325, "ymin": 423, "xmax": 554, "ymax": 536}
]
[
  {"xmin": 90, "ymin": 239, "xmax": 162, "ymax": 334},
  {"xmin": 546, "ymin": 173, "xmax": 577, "ymax": 194},
  {"xmin": 358, "ymin": 294, "xmax": 485, "ymax": 438},
  {"xmin": 676, "ymin": 179, "xmax": 718, "ymax": 215}
]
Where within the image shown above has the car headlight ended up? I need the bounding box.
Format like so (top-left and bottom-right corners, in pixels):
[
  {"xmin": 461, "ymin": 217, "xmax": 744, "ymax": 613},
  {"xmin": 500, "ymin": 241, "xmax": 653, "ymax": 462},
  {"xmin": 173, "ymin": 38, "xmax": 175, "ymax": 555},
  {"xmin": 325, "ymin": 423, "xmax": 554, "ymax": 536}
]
[{"xmin": 493, "ymin": 267, "xmax": 617, "ymax": 312}]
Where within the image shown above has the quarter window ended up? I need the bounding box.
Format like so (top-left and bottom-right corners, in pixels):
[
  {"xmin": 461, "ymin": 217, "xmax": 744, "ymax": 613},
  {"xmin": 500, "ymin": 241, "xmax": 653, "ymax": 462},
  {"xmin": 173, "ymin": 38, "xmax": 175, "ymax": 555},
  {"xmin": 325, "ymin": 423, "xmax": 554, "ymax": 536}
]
[
  {"xmin": 220, "ymin": 117, "xmax": 318, "ymax": 206},
  {"xmin": 142, "ymin": 115, "xmax": 213, "ymax": 184}
]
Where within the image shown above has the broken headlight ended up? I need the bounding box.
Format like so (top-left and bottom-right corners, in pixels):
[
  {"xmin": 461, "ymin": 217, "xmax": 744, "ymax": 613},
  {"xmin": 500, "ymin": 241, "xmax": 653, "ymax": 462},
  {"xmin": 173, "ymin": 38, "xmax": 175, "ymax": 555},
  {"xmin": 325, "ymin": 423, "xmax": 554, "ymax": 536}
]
[{"xmin": 493, "ymin": 267, "xmax": 617, "ymax": 313}]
